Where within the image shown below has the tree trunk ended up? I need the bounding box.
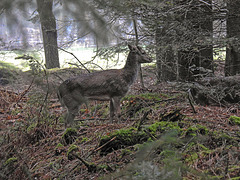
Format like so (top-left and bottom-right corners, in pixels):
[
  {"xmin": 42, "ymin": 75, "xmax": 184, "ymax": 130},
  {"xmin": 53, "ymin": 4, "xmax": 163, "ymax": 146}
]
[
  {"xmin": 178, "ymin": 0, "xmax": 213, "ymax": 81},
  {"xmin": 155, "ymin": 27, "xmax": 176, "ymax": 82},
  {"xmin": 37, "ymin": 0, "xmax": 60, "ymax": 69},
  {"xmin": 225, "ymin": 0, "xmax": 240, "ymax": 76}
]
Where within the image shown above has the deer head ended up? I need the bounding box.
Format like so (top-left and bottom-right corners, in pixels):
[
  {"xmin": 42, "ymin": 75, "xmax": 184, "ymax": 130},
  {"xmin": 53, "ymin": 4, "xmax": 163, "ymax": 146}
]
[{"xmin": 127, "ymin": 44, "xmax": 152, "ymax": 63}]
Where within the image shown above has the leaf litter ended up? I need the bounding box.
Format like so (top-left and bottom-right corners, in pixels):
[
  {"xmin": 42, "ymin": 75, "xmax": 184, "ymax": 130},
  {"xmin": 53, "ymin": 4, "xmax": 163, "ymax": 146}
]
[{"xmin": 0, "ymin": 67, "xmax": 239, "ymax": 179}]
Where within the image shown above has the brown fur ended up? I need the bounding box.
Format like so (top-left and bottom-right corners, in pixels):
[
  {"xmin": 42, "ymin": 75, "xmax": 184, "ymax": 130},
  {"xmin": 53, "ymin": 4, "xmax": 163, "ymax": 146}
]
[{"xmin": 58, "ymin": 45, "xmax": 152, "ymax": 127}]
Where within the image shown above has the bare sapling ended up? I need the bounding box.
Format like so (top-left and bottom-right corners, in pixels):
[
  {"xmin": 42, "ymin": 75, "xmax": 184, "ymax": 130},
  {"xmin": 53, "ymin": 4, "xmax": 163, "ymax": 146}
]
[{"xmin": 57, "ymin": 44, "xmax": 152, "ymax": 127}]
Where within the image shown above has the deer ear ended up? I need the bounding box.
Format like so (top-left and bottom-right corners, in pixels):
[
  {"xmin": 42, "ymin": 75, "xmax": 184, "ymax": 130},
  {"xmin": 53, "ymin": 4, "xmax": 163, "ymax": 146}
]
[
  {"xmin": 137, "ymin": 46, "xmax": 142, "ymax": 51},
  {"xmin": 137, "ymin": 46, "xmax": 145, "ymax": 53},
  {"xmin": 128, "ymin": 44, "xmax": 133, "ymax": 50}
]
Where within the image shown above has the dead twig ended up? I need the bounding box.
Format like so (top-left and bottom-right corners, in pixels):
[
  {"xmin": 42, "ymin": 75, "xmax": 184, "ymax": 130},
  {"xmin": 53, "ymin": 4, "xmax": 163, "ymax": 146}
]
[
  {"xmin": 94, "ymin": 136, "xmax": 117, "ymax": 153},
  {"xmin": 188, "ymin": 89, "xmax": 197, "ymax": 113},
  {"xmin": 137, "ymin": 109, "xmax": 152, "ymax": 131},
  {"xmin": 75, "ymin": 118, "xmax": 108, "ymax": 121},
  {"xmin": 59, "ymin": 48, "xmax": 90, "ymax": 73},
  {"xmin": 9, "ymin": 75, "xmax": 35, "ymax": 111}
]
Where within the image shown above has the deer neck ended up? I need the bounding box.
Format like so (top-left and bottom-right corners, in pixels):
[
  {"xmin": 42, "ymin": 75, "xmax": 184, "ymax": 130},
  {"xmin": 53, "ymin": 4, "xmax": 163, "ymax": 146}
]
[{"xmin": 122, "ymin": 52, "xmax": 139, "ymax": 84}]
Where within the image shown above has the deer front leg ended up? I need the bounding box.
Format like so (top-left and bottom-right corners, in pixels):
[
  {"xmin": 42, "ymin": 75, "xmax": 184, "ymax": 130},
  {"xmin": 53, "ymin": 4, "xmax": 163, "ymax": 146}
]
[
  {"xmin": 110, "ymin": 97, "xmax": 121, "ymax": 123},
  {"xmin": 65, "ymin": 101, "xmax": 80, "ymax": 128},
  {"xmin": 65, "ymin": 111, "xmax": 76, "ymax": 128},
  {"xmin": 110, "ymin": 99, "xmax": 114, "ymax": 123}
]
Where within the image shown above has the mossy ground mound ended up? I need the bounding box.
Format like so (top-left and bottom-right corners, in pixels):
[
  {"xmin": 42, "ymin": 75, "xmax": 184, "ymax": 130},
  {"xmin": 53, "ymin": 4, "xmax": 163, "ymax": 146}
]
[{"xmin": 0, "ymin": 61, "xmax": 19, "ymax": 85}]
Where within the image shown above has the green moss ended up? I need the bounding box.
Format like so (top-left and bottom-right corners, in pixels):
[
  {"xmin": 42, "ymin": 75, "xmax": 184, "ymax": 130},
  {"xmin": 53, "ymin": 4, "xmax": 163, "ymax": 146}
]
[
  {"xmin": 160, "ymin": 149, "xmax": 176, "ymax": 158},
  {"xmin": 229, "ymin": 177, "xmax": 240, "ymax": 180},
  {"xmin": 121, "ymin": 148, "xmax": 133, "ymax": 157},
  {"xmin": 62, "ymin": 128, "xmax": 78, "ymax": 145},
  {"xmin": 198, "ymin": 143, "xmax": 210, "ymax": 152},
  {"xmin": 115, "ymin": 127, "xmax": 137, "ymax": 136},
  {"xmin": 67, "ymin": 144, "xmax": 78, "ymax": 160},
  {"xmin": 147, "ymin": 121, "xmax": 181, "ymax": 136},
  {"xmin": 183, "ymin": 141, "xmax": 212, "ymax": 164},
  {"xmin": 99, "ymin": 127, "xmax": 149, "ymax": 155},
  {"xmin": 56, "ymin": 143, "xmax": 64, "ymax": 148},
  {"xmin": 229, "ymin": 165, "xmax": 240, "ymax": 173},
  {"xmin": 184, "ymin": 124, "xmax": 209, "ymax": 137},
  {"xmin": 79, "ymin": 109, "xmax": 86, "ymax": 113},
  {"xmin": 138, "ymin": 93, "xmax": 164, "ymax": 101},
  {"xmin": 122, "ymin": 93, "xmax": 167, "ymax": 102},
  {"xmin": 212, "ymin": 131, "xmax": 238, "ymax": 145},
  {"xmin": 63, "ymin": 128, "xmax": 77, "ymax": 136},
  {"xmin": 55, "ymin": 143, "xmax": 64, "ymax": 150},
  {"xmin": 185, "ymin": 152, "xmax": 198, "ymax": 164},
  {"xmin": 67, "ymin": 144, "xmax": 78, "ymax": 155},
  {"xmin": 48, "ymin": 162, "xmax": 54, "ymax": 168},
  {"xmin": 229, "ymin": 116, "xmax": 240, "ymax": 126},
  {"xmin": 4, "ymin": 157, "xmax": 18, "ymax": 166},
  {"xmin": 112, "ymin": 128, "xmax": 147, "ymax": 144},
  {"xmin": 184, "ymin": 142, "xmax": 196, "ymax": 151},
  {"xmin": 97, "ymin": 164, "xmax": 108, "ymax": 170},
  {"xmin": 148, "ymin": 122, "xmax": 161, "ymax": 133},
  {"xmin": 80, "ymin": 137, "xmax": 89, "ymax": 143},
  {"xmin": 27, "ymin": 122, "xmax": 37, "ymax": 133}
]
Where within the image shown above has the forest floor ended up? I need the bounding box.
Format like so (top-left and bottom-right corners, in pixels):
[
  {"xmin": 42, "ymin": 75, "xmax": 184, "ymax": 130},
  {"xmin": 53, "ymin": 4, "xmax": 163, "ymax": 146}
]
[{"xmin": 0, "ymin": 65, "xmax": 239, "ymax": 180}]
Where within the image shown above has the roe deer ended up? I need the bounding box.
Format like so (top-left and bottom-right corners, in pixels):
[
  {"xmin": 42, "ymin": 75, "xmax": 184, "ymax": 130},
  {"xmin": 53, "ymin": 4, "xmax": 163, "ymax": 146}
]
[{"xmin": 57, "ymin": 44, "xmax": 152, "ymax": 127}]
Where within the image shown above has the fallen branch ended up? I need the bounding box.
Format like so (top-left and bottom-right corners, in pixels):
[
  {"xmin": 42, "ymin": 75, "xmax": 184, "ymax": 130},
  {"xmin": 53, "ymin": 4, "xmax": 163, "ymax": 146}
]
[
  {"xmin": 94, "ymin": 136, "xmax": 117, "ymax": 152},
  {"xmin": 72, "ymin": 152, "xmax": 113, "ymax": 172},
  {"xmin": 72, "ymin": 152, "xmax": 98, "ymax": 172}
]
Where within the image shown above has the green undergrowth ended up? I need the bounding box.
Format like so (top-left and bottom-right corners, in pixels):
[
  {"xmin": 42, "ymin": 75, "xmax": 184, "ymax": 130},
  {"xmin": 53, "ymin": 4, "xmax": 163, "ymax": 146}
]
[
  {"xmin": 229, "ymin": 116, "xmax": 240, "ymax": 126},
  {"xmin": 1, "ymin": 90, "xmax": 239, "ymax": 179},
  {"xmin": 98, "ymin": 113, "xmax": 239, "ymax": 179},
  {"xmin": 122, "ymin": 92, "xmax": 169, "ymax": 102},
  {"xmin": 62, "ymin": 128, "xmax": 78, "ymax": 145},
  {"xmin": 121, "ymin": 93, "xmax": 171, "ymax": 118},
  {"xmin": 99, "ymin": 127, "xmax": 149, "ymax": 155},
  {"xmin": 4, "ymin": 157, "xmax": 18, "ymax": 166},
  {"xmin": 99, "ymin": 119, "xmax": 211, "ymax": 155},
  {"xmin": 0, "ymin": 61, "xmax": 19, "ymax": 85},
  {"xmin": 0, "ymin": 60, "xmax": 20, "ymax": 71}
]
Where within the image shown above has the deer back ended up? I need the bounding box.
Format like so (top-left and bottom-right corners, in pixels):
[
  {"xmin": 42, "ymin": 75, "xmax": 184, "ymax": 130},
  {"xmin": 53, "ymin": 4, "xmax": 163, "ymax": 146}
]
[{"xmin": 58, "ymin": 45, "xmax": 152, "ymax": 102}]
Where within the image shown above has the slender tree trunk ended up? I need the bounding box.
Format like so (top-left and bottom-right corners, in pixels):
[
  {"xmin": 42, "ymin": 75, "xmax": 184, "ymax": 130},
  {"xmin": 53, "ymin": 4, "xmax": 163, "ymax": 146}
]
[
  {"xmin": 225, "ymin": 0, "xmax": 240, "ymax": 76},
  {"xmin": 37, "ymin": 0, "xmax": 60, "ymax": 69},
  {"xmin": 155, "ymin": 27, "xmax": 162, "ymax": 82},
  {"xmin": 133, "ymin": 19, "xmax": 145, "ymax": 88}
]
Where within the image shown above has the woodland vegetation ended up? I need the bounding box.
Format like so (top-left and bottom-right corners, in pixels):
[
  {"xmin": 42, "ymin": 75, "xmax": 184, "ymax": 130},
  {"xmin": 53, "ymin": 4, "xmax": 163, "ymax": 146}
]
[{"xmin": 0, "ymin": 0, "xmax": 240, "ymax": 179}]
